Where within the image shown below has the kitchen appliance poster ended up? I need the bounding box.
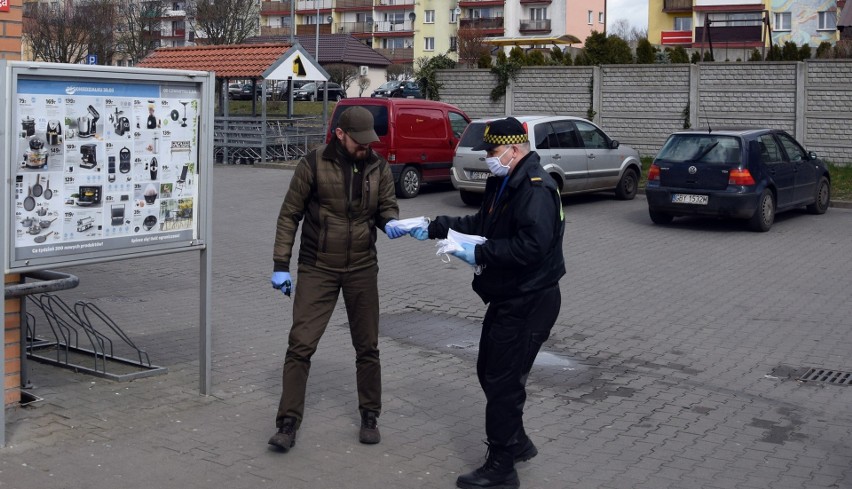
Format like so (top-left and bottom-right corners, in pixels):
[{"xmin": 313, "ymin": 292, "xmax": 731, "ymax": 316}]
[{"xmin": 12, "ymin": 78, "xmax": 202, "ymax": 260}]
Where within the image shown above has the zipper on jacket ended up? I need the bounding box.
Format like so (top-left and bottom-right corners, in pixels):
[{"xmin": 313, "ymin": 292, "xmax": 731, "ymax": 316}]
[{"xmin": 321, "ymin": 215, "xmax": 329, "ymax": 253}]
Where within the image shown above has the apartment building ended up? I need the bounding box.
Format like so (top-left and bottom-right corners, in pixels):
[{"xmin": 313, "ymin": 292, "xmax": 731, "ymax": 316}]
[
  {"xmin": 259, "ymin": 0, "xmax": 604, "ymax": 65},
  {"xmin": 649, "ymin": 0, "xmax": 844, "ymax": 50}
]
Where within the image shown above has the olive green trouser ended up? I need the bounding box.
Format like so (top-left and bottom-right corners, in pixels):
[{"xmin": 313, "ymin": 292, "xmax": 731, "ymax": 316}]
[{"xmin": 275, "ymin": 263, "xmax": 381, "ymax": 428}]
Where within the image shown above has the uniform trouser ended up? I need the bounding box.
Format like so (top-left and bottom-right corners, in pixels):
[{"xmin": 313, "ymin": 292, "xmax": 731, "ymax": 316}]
[
  {"xmin": 275, "ymin": 263, "xmax": 381, "ymax": 428},
  {"xmin": 478, "ymin": 285, "xmax": 561, "ymax": 449}
]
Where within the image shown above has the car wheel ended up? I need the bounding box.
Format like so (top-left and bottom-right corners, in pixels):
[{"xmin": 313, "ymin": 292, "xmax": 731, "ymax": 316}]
[
  {"xmin": 459, "ymin": 189, "xmax": 483, "ymax": 207},
  {"xmin": 615, "ymin": 167, "xmax": 639, "ymax": 200},
  {"xmin": 806, "ymin": 176, "xmax": 830, "ymax": 215},
  {"xmin": 649, "ymin": 209, "xmax": 674, "ymax": 225},
  {"xmin": 395, "ymin": 166, "xmax": 420, "ymax": 199},
  {"xmin": 748, "ymin": 189, "xmax": 775, "ymax": 232}
]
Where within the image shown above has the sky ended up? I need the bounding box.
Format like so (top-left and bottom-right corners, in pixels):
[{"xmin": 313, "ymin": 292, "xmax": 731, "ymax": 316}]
[{"xmin": 607, "ymin": 0, "xmax": 649, "ymax": 32}]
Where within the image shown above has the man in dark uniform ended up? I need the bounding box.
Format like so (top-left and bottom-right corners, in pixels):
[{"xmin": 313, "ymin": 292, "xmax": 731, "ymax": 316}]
[{"xmin": 410, "ymin": 117, "xmax": 565, "ymax": 489}]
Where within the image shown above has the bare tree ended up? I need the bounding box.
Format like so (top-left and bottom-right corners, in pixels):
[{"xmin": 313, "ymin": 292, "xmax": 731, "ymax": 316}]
[
  {"xmin": 357, "ymin": 76, "xmax": 371, "ymax": 96},
  {"xmin": 386, "ymin": 63, "xmax": 414, "ymax": 81},
  {"xmin": 608, "ymin": 18, "xmax": 647, "ymax": 44},
  {"xmin": 23, "ymin": 1, "xmax": 93, "ymax": 63},
  {"xmin": 187, "ymin": 0, "xmax": 259, "ymax": 45},
  {"xmin": 84, "ymin": 0, "xmax": 121, "ymax": 65},
  {"xmin": 457, "ymin": 26, "xmax": 490, "ymax": 68},
  {"xmin": 325, "ymin": 63, "xmax": 359, "ymax": 91},
  {"xmin": 116, "ymin": 0, "xmax": 169, "ymax": 64}
]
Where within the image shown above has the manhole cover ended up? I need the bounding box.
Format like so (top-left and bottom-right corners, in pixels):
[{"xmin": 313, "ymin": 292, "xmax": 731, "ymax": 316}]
[{"xmin": 797, "ymin": 368, "xmax": 852, "ymax": 385}]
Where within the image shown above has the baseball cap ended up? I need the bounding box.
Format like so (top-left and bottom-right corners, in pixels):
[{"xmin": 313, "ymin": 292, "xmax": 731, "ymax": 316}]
[
  {"xmin": 472, "ymin": 117, "xmax": 528, "ymax": 151},
  {"xmin": 338, "ymin": 106, "xmax": 380, "ymax": 145}
]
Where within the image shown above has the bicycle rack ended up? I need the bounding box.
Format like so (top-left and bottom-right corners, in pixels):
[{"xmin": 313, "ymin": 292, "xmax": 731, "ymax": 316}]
[{"xmin": 24, "ymin": 293, "xmax": 167, "ymax": 382}]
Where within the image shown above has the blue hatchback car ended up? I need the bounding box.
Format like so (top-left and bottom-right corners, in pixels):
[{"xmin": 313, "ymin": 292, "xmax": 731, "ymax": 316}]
[{"xmin": 645, "ymin": 128, "xmax": 831, "ymax": 232}]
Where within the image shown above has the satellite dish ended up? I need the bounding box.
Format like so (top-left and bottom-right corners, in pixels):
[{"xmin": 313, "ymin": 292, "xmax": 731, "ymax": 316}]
[
  {"xmin": 408, "ymin": 12, "xmax": 416, "ymax": 21},
  {"xmin": 454, "ymin": 7, "xmax": 461, "ymax": 15},
  {"xmin": 327, "ymin": 15, "xmax": 333, "ymax": 23}
]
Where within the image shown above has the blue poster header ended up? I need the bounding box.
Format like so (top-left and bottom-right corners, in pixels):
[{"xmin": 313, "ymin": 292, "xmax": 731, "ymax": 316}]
[{"xmin": 18, "ymin": 79, "xmax": 161, "ymax": 98}]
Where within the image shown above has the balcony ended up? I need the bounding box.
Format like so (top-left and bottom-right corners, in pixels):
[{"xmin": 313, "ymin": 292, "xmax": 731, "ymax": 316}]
[
  {"xmin": 459, "ymin": 0, "xmax": 504, "ymax": 6},
  {"xmin": 660, "ymin": 30, "xmax": 692, "ymax": 45},
  {"xmin": 295, "ymin": 24, "xmax": 332, "ymax": 35},
  {"xmin": 459, "ymin": 16, "xmax": 504, "ymax": 32},
  {"xmin": 374, "ymin": 47, "xmax": 413, "ymax": 62},
  {"xmin": 338, "ymin": 21, "xmax": 373, "ymax": 34},
  {"xmin": 374, "ymin": 0, "xmax": 415, "ymax": 7},
  {"xmin": 694, "ymin": 25, "xmax": 763, "ymax": 47},
  {"xmin": 260, "ymin": 26, "xmax": 294, "ymax": 37},
  {"xmin": 663, "ymin": 0, "xmax": 693, "ymax": 12},
  {"xmin": 296, "ymin": 0, "xmax": 331, "ymax": 11},
  {"xmin": 261, "ymin": 1, "xmax": 293, "ymax": 14},
  {"xmin": 336, "ymin": 0, "xmax": 372, "ymax": 8},
  {"xmin": 519, "ymin": 18, "xmax": 551, "ymax": 33},
  {"xmin": 374, "ymin": 20, "xmax": 413, "ymax": 33}
]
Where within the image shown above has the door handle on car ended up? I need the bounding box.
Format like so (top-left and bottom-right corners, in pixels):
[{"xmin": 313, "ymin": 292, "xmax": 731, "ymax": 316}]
[
  {"xmin": 588, "ymin": 153, "xmax": 596, "ymax": 159},
  {"xmin": 552, "ymin": 154, "xmax": 561, "ymax": 160}
]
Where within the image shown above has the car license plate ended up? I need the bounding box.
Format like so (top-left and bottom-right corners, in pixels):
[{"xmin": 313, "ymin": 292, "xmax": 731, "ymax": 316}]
[
  {"xmin": 672, "ymin": 193, "xmax": 709, "ymax": 205},
  {"xmin": 470, "ymin": 171, "xmax": 491, "ymax": 181}
]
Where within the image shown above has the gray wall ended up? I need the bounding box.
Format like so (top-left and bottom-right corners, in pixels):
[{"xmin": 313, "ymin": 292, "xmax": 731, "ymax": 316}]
[{"xmin": 436, "ymin": 60, "xmax": 852, "ymax": 164}]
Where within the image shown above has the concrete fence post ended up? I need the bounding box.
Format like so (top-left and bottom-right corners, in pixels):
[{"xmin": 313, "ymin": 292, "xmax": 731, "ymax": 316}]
[
  {"xmin": 592, "ymin": 66, "xmax": 602, "ymax": 124},
  {"xmin": 795, "ymin": 62, "xmax": 806, "ymax": 141},
  {"xmin": 689, "ymin": 64, "xmax": 700, "ymax": 129}
]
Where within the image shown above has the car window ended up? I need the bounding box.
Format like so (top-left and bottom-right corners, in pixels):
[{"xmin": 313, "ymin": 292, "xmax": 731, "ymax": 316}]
[
  {"xmin": 574, "ymin": 120, "xmax": 609, "ymax": 149},
  {"xmin": 777, "ymin": 133, "xmax": 806, "ymax": 162},
  {"xmin": 533, "ymin": 123, "xmax": 554, "ymax": 150},
  {"xmin": 459, "ymin": 122, "xmax": 487, "ymax": 148},
  {"xmin": 398, "ymin": 109, "xmax": 446, "ymax": 139},
  {"xmin": 758, "ymin": 135, "xmax": 783, "ymax": 164},
  {"xmin": 448, "ymin": 112, "xmax": 469, "ymax": 138},
  {"xmin": 552, "ymin": 120, "xmax": 580, "ymax": 149},
  {"xmin": 330, "ymin": 105, "xmax": 389, "ymax": 137},
  {"xmin": 656, "ymin": 135, "xmax": 742, "ymax": 163}
]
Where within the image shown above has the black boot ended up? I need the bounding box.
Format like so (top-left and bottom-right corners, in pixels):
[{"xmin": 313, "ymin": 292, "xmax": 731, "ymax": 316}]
[
  {"xmin": 456, "ymin": 444, "xmax": 519, "ymax": 489},
  {"xmin": 268, "ymin": 416, "xmax": 297, "ymax": 452},
  {"xmin": 511, "ymin": 437, "xmax": 538, "ymax": 463}
]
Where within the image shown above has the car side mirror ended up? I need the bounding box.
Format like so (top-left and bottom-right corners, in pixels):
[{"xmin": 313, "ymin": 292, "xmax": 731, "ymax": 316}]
[
  {"xmin": 808, "ymin": 151, "xmax": 818, "ymax": 160},
  {"xmin": 610, "ymin": 140, "xmax": 620, "ymax": 149}
]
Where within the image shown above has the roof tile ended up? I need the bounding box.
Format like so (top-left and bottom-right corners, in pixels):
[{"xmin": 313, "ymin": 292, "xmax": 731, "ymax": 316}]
[{"xmin": 137, "ymin": 43, "xmax": 292, "ymax": 78}]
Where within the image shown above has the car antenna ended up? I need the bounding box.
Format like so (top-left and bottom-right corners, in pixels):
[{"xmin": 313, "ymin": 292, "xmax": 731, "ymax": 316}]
[{"xmin": 699, "ymin": 97, "xmax": 712, "ymax": 133}]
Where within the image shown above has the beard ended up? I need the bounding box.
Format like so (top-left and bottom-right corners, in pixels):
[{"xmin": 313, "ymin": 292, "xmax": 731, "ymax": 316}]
[{"xmin": 349, "ymin": 146, "xmax": 371, "ymax": 163}]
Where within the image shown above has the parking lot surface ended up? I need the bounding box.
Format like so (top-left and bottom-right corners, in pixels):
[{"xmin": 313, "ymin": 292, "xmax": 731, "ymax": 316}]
[{"xmin": 3, "ymin": 165, "xmax": 852, "ymax": 489}]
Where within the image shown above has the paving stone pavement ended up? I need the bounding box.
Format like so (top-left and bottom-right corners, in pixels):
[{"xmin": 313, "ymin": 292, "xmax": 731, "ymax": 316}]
[{"xmin": 2, "ymin": 164, "xmax": 852, "ymax": 489}]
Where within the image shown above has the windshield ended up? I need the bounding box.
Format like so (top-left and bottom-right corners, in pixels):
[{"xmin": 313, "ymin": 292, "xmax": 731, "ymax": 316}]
[
  {"xmin": 300, "ymin": 83, "xmax": 316, "ymax": 91},
  {"xmin": 458, "ymin": 122, "xmax": 487, "ymax": 149},
  {"xmin": 378, "ymin": 81, "xmax": 400, "ymax": 90},
  {"xmin": 657, "ymin": 134, "xmax": 742, "ymax": 164}
]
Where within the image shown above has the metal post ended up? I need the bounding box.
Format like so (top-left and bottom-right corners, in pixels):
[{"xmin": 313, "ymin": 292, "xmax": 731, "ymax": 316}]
[{"xmin": 315, "ymin": 0, "xmax": 320, "ymax": 101}]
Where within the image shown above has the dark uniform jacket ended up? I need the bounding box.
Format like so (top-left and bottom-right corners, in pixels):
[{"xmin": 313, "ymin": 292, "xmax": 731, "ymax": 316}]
[
  {"xmin": 428, "ymin": 152, "xmax": 565, "ymax": 303},
  {"xmin": 273, "ymin": 140, "xmax": 399, "ymax": 272}
]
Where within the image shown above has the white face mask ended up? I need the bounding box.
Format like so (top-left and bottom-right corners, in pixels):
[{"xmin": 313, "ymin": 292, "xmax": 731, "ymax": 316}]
[{"xmin": 485, "ymin": 147, "xmax": 513, "ymax": 177}]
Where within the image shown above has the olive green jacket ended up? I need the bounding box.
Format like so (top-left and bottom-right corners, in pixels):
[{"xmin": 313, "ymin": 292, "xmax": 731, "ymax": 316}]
[{"xmin": 273, "ymin": 141, "xmax": 399, "ymax": 272}]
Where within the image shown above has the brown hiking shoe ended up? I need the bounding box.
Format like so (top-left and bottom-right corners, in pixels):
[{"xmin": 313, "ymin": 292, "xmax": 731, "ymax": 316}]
[
  {"xmin": 359, "ymin": 411, "xmax": 381, "ymax": 444},
  {"xmin": 268, "ymin": 417, "xmax": 297, "ymax": 452}
]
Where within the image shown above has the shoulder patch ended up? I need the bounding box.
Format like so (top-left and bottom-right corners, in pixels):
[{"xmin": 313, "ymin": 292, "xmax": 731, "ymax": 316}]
[{"xmin": 529, "ymin": 176, "xmax": 544, "ymax": 186}]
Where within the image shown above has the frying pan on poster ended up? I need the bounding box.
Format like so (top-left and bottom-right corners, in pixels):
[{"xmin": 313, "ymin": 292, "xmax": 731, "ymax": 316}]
[
  {"xmin": 33, "ymin": 234, "xmax": 49, "ymax": 243},
  {"xmin": 39, "ymin": 217, "xmax": 58, "ymax": 229},
  {"xmin": 43, "ymin": 176, "xmax": 52, "ymax": 200},
  {"xmin": 24, "ymin": 186, "xmax": 35, "ymax": 211},
  {"xmin": 32, "ymin": 174, "xmax": 43, "ymax": 197}
]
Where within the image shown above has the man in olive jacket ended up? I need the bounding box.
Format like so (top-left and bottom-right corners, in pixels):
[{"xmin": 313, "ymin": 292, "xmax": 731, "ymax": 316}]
[{"xmin": 269, "ymin": 106, "xmax": 404, "ymax": 452}]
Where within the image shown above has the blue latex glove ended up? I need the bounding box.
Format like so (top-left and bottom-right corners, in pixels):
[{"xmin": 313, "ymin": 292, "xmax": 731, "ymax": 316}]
[
  {"xmin": 271, "ymin": 271, "xmax": 293, "ymax": 296},
  {"xmin": 385, "ymin": 220, "xmax": 406, "ymax": 239},
  {"xmin": 451, "ymin": 243, "xmax": 477, "ymax": 266},
  {"xmin": 410, "ymin": 226, "xmax": 429, "ymax": 241}
]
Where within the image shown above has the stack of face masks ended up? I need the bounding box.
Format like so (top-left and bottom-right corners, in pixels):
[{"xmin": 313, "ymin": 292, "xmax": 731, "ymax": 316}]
[
  {"xmin": 393, "ymin": 216, "xmax": 430, "ymax": 232},
  {"xmin": 436, "ymin": 229, "xmax": 487, "ymax": 274}
]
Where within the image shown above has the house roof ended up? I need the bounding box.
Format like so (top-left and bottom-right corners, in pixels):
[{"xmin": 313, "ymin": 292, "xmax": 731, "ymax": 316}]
[
  {"xmin": 246, "ymin": 34, "xmax": 391, "ymax": 66},
  {"xmin": 137, "ymin": 43, "xmax": 292, "ymax": 78}
]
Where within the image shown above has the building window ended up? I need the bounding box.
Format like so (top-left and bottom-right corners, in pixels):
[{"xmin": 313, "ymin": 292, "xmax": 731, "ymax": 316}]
[
  {"xmin": 449, "ymin": 8, "xmax": 458, "ymax": 23},
  {"xmin": 530, "ymin": 7, "xmax": 546, "ymax": 20},
  {"xmin": 449, "ymin": 36, "xmax": 457, "ymax": 51},
  {"xmin": 674, "ymin": 17, "xmax": 692, "ymax": 31},
  {"xmin": 587, "ymin": 10, "xmax": 593, "ymax": 25},
  {"xmin": 599, "ymin": 12, "xmax": 604, "ymax": 24},
  {"xmin": 425, "ymin": 37, "xmax": 435, "ymax": 51},
  {"xmin": 425, "ymin": 10, "xmax": 434, "ymax": 23},
  {"xmin": 818, "ymin": 11, "xmax": 836, "ymax": 30},
  {"xmin": 773, "ymin": 12, "xmax": 791, "ymax": 31}
]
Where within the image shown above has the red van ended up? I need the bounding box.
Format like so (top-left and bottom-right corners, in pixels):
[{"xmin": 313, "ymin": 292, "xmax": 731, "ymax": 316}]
[{"xmin": 327, "ymin": 98, "xmax": 471, "ymax": 198}]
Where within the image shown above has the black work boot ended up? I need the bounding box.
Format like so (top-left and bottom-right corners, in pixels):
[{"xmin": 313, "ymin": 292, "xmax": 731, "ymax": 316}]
[
  {"xmin": 456, "ymin": 444, "xmax": 519, "ymax": 489},
  {"xmin": 268, "ymin": 416, "xmax": 297, "ymax": 452},
  {"xmin": 359, "ymin": 411, "xmax": 381, "ymax": 444},
  {"xmin": 512, "ymin": 437, "xmax": 538, "ymax": 463}
]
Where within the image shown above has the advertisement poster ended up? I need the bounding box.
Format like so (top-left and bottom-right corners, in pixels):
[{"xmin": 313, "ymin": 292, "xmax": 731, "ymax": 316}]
[{"xmin": 11, "ymin": 78, "xmax": 201, "ymax": 263}]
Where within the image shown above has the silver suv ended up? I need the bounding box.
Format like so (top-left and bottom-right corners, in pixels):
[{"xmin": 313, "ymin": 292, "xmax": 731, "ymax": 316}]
[{"xmin": 451, "ymin": 115, "xmax": 642, "ymax": 206}]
